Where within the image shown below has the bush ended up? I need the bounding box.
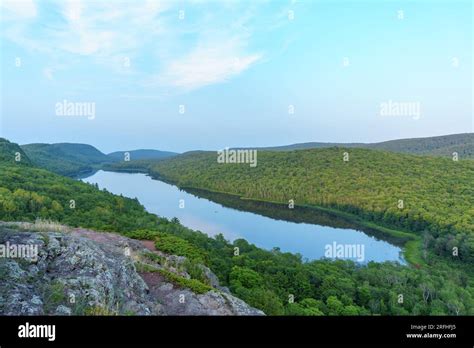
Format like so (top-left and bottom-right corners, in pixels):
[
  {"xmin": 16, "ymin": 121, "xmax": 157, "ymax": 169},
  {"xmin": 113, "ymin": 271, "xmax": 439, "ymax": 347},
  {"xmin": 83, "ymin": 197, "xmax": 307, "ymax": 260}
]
[
  {"xmin": 154, "ymin": 232, "xmax": 207, "ymax": 263},
  {"xmin": 158, "ymin": 269, "xmax": 213, "ymax": 294}
]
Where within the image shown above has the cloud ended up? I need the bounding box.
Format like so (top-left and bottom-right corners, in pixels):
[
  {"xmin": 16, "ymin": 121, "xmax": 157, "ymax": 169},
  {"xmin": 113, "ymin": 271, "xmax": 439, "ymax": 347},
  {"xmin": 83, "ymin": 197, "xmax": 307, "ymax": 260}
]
[
  {"xmin": 0, "ymin": 0, "xmax": 37, "ymax": 20},
  {"xmin": 156, "ymin": 40, "xmax": 262, "ymax": 90},
  {"xmin": 2, "ymin": 0, "xmax": 169, "ymax": 57},
  {"xmin": 55, "ymin": 0, "xmax": 168, "ymax": 57},
  {"xmin": 1, "ymin": 0, "xmax": 287, "ymax": 92}
]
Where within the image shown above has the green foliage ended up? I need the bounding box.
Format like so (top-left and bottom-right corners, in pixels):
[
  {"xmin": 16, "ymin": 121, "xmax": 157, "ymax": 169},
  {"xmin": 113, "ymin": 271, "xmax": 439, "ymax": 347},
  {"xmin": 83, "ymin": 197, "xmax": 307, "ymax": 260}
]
[
  {"xmin": 134, "ymin": 261, "xmax": 159, "ymax": 273},
  {"xmin": 229, "ymin": 266, "xmax": 264, "ymax": 289},
  {"xmin": 21, "ymin": 142, "xmax": 115, "ymax": 176},
  {"xmin": 142, "ymin": 251, "xmax": 165, "ymax": 265},
  {"xmin": 182, "ymin": 259, "xmax": 210, "ymax": 285},
  {"xmin": 154, "ymin": 232, "xmax": 207, "ymax": 263},
  {"xmin": 366, "ymin": 133, "xmax": 474, "ymax": 158},
  {"xmin": 234, "ymin": 287, "xmax": 285, "ymax": 315},
  {"xmin": 259, "ymin": 133, "xmax": 474, "ymax": 159},
  {"xmin": 102, "ymin": 160, "xmax": 153, "ymax": 173},
  {"xmin": 135, "ymin": 261, "xmax": 212, "ymax": 294},
  {"xmin": 160, "ymin": 223, "xmax": 474, "ymax": 315},
  {"xmin": 158, "ymin": 268, "xmax": 213, "ymax": 294},
  {"xmin": 0, "ymin": 138, "xmax": 31, "ymax": 166},
  {"xmin": 286, "ymin": 299, "xmax": 325, "ymax": 316},
  {"xmin": 123, "ymin": 229, "xmax": 161, "ymax": 240},
  {"xmin": 42, "ymin": 281, "xmax": 67, "ymax": 313},
  {"xmin": 84, "ymin": 305, "xmax": 118, "ymax": 316},
  {"xmin": 0, "ymin": 164, "xmax": 160, "ymax": 233}
]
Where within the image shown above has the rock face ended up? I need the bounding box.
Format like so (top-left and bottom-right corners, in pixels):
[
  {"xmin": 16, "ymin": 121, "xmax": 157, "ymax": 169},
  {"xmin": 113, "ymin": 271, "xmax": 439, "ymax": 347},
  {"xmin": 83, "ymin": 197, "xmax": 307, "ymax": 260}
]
[{"xmin": 0, "ymin": 222, "xmax": 264, "ymax": 316}]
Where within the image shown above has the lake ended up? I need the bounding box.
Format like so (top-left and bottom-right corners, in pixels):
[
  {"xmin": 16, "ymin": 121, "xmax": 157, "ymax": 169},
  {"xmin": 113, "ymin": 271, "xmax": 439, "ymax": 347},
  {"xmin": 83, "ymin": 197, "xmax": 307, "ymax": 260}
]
[{"xmin": 82, "ymin": 170, "xmax": 405, "ymax": 263}]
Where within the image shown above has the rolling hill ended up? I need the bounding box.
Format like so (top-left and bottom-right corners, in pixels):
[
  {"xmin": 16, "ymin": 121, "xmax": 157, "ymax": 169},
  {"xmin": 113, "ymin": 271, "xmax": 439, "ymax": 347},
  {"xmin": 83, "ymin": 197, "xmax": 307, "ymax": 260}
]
[
  {"xmin": 21, "ymin": 143, "xmax": 179, "ymax": 177},
  {"xmin": 108, "ymin": 149, "xmax": 178, "ymax": 161},
  {"xmin": 0, "ymin": 138, "xmax": 32, "ymax": 166},
  {"xmin": 21, "ymin": 142, "xmax": 114, "ymax": 177},
  {"xmin": 257, "ymin": 133, "xmax": 474, "ymax": 159}
]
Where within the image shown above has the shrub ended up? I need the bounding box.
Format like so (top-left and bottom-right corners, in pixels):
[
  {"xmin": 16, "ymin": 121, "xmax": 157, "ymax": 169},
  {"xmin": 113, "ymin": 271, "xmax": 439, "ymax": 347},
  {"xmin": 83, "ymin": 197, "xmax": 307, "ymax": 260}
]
[{"xmin": 154, "ymin": 232, "xmax": 207, "ymax": 263}]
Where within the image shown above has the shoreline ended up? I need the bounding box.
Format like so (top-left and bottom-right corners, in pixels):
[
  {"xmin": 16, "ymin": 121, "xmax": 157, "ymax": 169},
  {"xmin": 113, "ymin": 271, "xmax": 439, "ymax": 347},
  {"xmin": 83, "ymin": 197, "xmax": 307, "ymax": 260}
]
[{"xmin": 99, "ymin": 167, "xmax": 422, "ymax": 266}]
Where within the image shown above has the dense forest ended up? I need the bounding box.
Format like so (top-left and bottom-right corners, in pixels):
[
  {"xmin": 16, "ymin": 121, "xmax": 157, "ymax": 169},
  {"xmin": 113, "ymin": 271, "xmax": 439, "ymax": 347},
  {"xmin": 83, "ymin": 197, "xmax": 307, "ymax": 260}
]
[
  {"xmin": 0, "ymin": 138, "xmax": 473, "ymax": 315},
  {"xmin": 21, "ymin": 142, "xmax": 115, "ymax": 177},
  {"xmin": 21, "ymin": 143, "xmax": 179, "ymax": 177},
  {"xmin": 259, "ymin": 133, "xmax": 474, "ymax": 159},
  {"xmin": 365, "ymin": 133, "xmax": 474, "ymax": 158},
  {"xmin": 22, "ymin": 133, "xmax": 474, "ymax": 177},
  {"xmin": 133, "ymin": 225, "xmax": 473, "ymax": 315},
  {"xmin": 0, "ymin": 140, "xmax": 160, "ymax": 233}
]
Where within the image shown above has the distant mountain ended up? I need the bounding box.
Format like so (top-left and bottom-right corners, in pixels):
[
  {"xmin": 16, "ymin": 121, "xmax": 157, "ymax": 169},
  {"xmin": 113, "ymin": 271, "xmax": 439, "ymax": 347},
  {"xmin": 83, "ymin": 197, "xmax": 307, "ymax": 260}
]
[
  {"xmin": 18, "ymin": 133, "xmax": 473, "ymax": 177},
  {"xmin": 107, "ymin": 149, "xmax": 178, "ymax": 161},
  {"xmin": 258, "ymin": 133, "xmax": 474, "ymax": 159},
  {"xmin": 0, "ymin": 138, "xmax": 31, "ymax": 166},
  {"xmin": 20, "ymin": 143, "xmax": 179, "ymax": 177},
  {"xmin": 364, "ymin": 133, "xmax": 474, "ymax": 158},
  {"xmin": 257, "ymin": 142, "xmax": 361, "ymax": 151},
  {"xmin": 21, "ymin": 142, "xmax": 113, "ymax": 176}
]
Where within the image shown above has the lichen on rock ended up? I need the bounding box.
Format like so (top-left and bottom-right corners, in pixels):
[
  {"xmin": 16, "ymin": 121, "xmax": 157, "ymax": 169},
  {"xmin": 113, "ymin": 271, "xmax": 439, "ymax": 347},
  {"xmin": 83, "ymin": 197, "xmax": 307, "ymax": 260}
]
[{"xmin": 0, "ymin": 222, "xmax": 264, "ymax": 316}]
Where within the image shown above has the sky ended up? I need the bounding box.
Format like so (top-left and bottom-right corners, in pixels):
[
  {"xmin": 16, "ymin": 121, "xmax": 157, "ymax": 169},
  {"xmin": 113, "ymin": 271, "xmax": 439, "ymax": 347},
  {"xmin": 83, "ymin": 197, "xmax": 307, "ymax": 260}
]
[{"xmin": 0, "ymin": 0, "xmax": 472, "ymax": 153}]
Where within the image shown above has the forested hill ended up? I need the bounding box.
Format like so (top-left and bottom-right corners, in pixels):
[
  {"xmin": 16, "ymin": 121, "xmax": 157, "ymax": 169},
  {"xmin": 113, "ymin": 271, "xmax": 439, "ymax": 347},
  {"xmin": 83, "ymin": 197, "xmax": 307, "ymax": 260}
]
[
  {"xmin": 21, "ymin": 143, "xmax": 179, "ymax": 177},
  {"xmin": 148, "ymin": 148, "xmax": 474, "ymax": 262},
  {"xmin": 21, "ymin": 142, "xmax": 114, "ymax": 176},
  {"xmin": 108, "ymin": 149, "xmax": 178, "ymax": 161},
  {"xmin": 365, "ymin": 133, "xmax": 474, "ymax": 158},
  {"xmin": 258, "ymin": 133, "xmax": 474, "ymax": 159},
  {"xmin": 0, "ymin": 138, "xmax": 31, "ymax": 165},
  {"xmin": 19, "ymin": 134, "xmax": 473, "ymax": 178}
]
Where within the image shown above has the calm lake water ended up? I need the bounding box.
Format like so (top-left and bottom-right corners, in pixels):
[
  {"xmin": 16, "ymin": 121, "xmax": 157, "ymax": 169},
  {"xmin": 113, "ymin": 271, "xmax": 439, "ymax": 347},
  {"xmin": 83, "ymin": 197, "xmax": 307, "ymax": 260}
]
[{"xmin": 82, "ymin": 170, "xmax": 404, "ymax": 263}]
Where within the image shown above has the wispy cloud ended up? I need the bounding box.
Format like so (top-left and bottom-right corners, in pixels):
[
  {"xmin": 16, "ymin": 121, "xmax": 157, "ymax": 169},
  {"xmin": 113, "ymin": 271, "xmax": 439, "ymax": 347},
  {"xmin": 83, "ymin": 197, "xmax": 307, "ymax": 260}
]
[
  {"xmin": 2, "ymin": 0, "xmax": 168, "ymax": 59},
  {"xmin": 1, "ymin": 0, "xmax": 292, "ymax": 93},
  {"xmin": 0, "ymin": 0, "xmax": 37, "ymax": 20},
  {"xmin": 153, "ymin": 38, "xmax": 263, "ymax": 90}
]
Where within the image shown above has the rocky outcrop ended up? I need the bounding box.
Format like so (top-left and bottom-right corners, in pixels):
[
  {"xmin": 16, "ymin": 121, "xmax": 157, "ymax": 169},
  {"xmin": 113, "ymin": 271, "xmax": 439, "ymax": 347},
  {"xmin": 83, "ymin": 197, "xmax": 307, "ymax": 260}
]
[{"xmin": 0, "ymin": 222, "xmax": 264, "ymax": 316}]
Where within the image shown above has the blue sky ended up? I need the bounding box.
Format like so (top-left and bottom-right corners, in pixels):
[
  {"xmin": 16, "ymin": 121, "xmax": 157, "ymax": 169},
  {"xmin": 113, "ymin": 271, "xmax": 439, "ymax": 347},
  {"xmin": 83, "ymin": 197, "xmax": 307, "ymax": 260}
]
[{"xmin": 0, "ymin": 0, "xmax": 472, "ymax": 153}]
